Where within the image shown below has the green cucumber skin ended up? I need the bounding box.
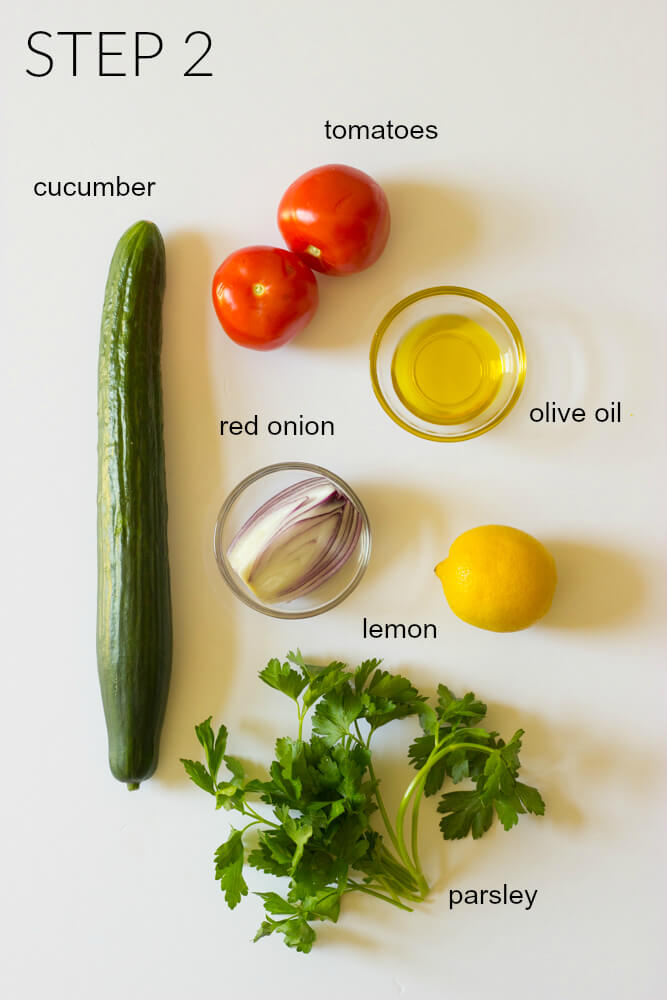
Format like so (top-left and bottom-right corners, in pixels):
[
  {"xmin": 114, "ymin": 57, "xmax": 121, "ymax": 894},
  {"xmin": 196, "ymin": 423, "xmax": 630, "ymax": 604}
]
[{"xmin": 97, "ymin": 221, "xmax": 172, "ymax": 788}]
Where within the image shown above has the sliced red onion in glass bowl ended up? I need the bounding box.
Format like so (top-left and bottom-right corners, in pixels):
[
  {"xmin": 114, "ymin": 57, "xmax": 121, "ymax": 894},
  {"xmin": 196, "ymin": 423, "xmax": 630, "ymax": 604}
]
[{"xmin": 214, "ymin": 463, "xmax": 371, "ymax": 619}]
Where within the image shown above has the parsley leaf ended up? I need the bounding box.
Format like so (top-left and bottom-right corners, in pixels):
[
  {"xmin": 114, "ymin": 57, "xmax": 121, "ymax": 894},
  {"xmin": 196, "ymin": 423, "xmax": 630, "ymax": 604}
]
[
  {"xmin": 516, "ymin": 781, "xmax": 546, "ymax": 815},
  {"xmin": 438, "ymin": 786, "xmax": 494, "ymax": 839},
  {"xmin": 259, "ymin": 657, "xmax": 308, "ymax": 701},
  {"xmin": 274, "ymin": 805, "xmax": 314, "ymax": 873},
  {"xmin": 223, "ymin": 754, "xmax": 245, "ymax": 784},
  {"xmin": 436, "ymin": 728, "xmax": 544, "ymax": 839},
  {"xmin": 289, "ymin": 882, "xmax": 343, "ymax": 922},
  {"xmin": 285, "ymin": 649, "xmax": 318, "ymax": 679},
  {"xmin": 302, "ymin": 660, "xmax": 349, "ymax": 708},
  {"xmin": 312, "ymin": 686, "xmax": 363, "ymax": 745},
  {"xmin": 481, "ymin": 730, "xmax": 524, "ymax": 800},
  {"xmin": 182, "ymin": 718, "xmax": 231, "ymax": 794},
  {"xmin": 181, "ymin": 758, "xmax": 216, "ymax": 795},
  {"xmin": 248, "ymin": 829, "xmax": 294, "ymax": 877},
  {"xmin": 254, "ymin": 915, "xmax": 316, "ymax": 953},
  {"xmin": 358, "ymin": 667, "xmax": 426, "ymax": 730},
  {"xmin": 436, "ymin": 686, "xmax": 487, "ymax": 727},
  {"xmin": 214, "ymin": 829, "xmax": 248, "ymax": 908},
  {"xmin": 353, "ymin": 658, "xmax": 383, "ymax": 692},
  {"xmin": 256, "ymin": 891, "xmax": 298, "ymax": 916},
  {"xmin": 493, "ymin": 793, "xmax": 522, "ymax": 831},
  {"xmin": 194, "ymin": 717, "xmax": 227, "ymax": 781}
]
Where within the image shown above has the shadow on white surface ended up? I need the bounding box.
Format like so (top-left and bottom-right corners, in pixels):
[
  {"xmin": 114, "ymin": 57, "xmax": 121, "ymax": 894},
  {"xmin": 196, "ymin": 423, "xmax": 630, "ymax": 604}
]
[
  {"xmin": 291, "ymin": 181, "xmax": 485, "ymax": 354},
  {"xmin": 545, "ymin": 541, "xmax": 647, "ymax": 630},
  {"xmin": 505, "ymin": 299, "xmax": 648, "ymax": 458},
  {"xmin": 358, "ymin": 482, "xmax": 447, "ymax": 587},
  {"xmin": 381, "ymin": 179, "xmax": 481, "ymax": 273},
  {"xmin": 156, "ymin": 229, "xmax": 238, "ymax": 787}
]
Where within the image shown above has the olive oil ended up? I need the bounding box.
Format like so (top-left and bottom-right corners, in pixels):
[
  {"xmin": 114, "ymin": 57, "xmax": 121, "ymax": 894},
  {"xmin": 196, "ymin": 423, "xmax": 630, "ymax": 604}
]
[{"xmin": 391, "ymin": 314, "xmax": 504, "ymax": 425}]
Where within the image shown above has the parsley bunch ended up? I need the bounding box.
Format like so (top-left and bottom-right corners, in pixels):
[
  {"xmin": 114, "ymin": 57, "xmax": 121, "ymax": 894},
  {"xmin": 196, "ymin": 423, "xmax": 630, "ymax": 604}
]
[{"xmin": 182, "ymin": 652, "xmax": 544, "ymax": 953}]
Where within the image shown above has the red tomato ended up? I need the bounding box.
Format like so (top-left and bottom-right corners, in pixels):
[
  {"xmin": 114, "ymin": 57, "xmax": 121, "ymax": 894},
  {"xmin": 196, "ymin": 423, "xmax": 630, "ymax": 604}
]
[
  {"xmin": 212, "ymin": 246, "xmax": 319, "ymax": 350},
  {"xmin": 277, "ymin": 164, "xmax": 390, "ymax": 276}
]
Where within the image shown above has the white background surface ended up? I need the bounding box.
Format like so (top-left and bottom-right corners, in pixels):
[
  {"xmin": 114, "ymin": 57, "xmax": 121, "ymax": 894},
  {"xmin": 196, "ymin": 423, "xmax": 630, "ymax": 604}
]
[{"xmin": 2, "ymin": 1, "xmax": 666, "ymax": 997}]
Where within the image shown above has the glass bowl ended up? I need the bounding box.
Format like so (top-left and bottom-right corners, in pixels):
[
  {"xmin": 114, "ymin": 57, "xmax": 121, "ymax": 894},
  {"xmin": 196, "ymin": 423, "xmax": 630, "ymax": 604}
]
[
  {"xmin": 370, "ymin": 286, "xmax": 526, "ymax": 442},
  {"xmin": 214, "ymin": 462, "xmax": 371, "ymax": 619}
]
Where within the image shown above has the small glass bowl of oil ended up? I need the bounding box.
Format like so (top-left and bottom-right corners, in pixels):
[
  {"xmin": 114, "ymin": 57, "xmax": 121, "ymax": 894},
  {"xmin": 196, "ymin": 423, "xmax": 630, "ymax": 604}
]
[{"xmin": 370, "ymin": 286, "xmax": 526, "ymax": 442}]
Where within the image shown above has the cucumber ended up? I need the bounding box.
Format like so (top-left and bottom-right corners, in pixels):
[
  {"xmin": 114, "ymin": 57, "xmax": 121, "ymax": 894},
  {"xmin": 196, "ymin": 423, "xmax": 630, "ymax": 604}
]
[{"xmin": 97, "ymin": 221, "xmax": 172, "ymax": 790}]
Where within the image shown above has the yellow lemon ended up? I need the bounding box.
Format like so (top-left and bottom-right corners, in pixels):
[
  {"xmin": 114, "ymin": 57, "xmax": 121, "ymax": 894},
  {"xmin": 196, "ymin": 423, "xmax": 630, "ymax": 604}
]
[{"xmin": 435, "ymin": 525, "xmax": 557, "ymax": 632}]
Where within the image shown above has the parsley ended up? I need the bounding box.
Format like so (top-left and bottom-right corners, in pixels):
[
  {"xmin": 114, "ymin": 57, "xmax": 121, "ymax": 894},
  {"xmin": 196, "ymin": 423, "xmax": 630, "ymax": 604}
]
[{"xmin": 181, "ymin": 652, "xmax": 544, "ymax": 953}]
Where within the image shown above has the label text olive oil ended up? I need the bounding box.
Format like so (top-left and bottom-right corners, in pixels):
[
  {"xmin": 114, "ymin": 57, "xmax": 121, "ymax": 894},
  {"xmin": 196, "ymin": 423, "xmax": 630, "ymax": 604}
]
[{"xmin": 391, "ymin": 314, "xmax": 503, "ymax": 424}]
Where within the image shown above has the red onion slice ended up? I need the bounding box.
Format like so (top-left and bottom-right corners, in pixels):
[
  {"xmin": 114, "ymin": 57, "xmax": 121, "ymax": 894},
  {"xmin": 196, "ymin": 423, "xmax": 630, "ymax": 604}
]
[{"xmin": 227, "ymin": 476, "xmax": 362, "ymax": 603}]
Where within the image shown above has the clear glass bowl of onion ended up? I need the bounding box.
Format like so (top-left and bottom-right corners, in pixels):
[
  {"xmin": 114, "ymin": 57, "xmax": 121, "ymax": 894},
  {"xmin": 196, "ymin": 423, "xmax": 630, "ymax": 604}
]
[{"xmin": 214, "ymin": 462, "xmax": 372, "ymax": 618}]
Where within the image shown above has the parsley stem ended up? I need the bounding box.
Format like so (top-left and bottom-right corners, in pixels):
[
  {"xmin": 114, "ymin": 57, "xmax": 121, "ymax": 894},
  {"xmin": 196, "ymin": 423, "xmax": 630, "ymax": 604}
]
[
  {"xmin": 377, "ymin": 879, "xmax": 422, "ymax": 905},
  {"xmin": 378, "ymin": 878, "xmax": 423, "ymax": 904},
  {"xmin": 376, "ymin": 876, "xmax": 403, "ymax": 906},
  {"xmin": 350, "ymin": 720, "xmax": 405, "ymax": 860},
  {"xmin": 346, "ymin": 884, "xmax": 414, "ymax": 912},
  {"xmin": 353, "ymin": 720, "xmax": 370, "ymax": 749},
  {"xmin": 375, "ymin": 853, "xmax": 422, "ymax": 901},
  {"xmin": 242, "ymin": 803, "xmax": 281, "ymax": 829},
  {"xmin": 366, "ymin": 756, "xmax": 403, "ymax": 858},
  {"xmin": 410, "ymin": 778, "xmax": 426, "ymax": 884},
  {"xmin": 432, "ymin": 741, "xmax": 496, "ymax": 759},
  {"xmin": 398, "ymin": 740, "xmax": 497, "ymax": 892},
  {"xmin": 395, "ymin": 771, "xmax": 426, "ymax": 887},
  {"xmin": 348, "ymin": 718, "xmax": 425, "ymax": 892},
  {"xmin": 239, "ymin": 819, "xmax": 262, "ymax": 835}
]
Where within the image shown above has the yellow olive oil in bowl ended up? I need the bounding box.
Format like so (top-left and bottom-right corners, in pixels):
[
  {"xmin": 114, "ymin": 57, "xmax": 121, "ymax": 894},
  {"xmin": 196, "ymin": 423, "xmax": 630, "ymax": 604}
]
[
  {"xmin": 371, "ymin": 287, "xmax": 525, "ymax": 442},
  {"xmin": 391, "ymin": 314, "xmax": 504, "ymax": 425}
]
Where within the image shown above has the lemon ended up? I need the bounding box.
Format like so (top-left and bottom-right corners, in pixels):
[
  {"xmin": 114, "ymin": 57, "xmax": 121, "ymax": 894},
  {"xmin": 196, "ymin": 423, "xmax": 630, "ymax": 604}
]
[{"xmin": 435, "ymin": 525, "xmax": 557, "ymax": 632}]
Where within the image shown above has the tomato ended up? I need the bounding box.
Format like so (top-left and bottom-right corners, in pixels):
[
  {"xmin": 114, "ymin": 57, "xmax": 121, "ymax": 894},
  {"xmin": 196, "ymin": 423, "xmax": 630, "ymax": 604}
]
[
  {"xmin": 277, "ymin": 164, "xmax": 390, "ymax": 276},
  {"xmin": 212, "ymin": 246, "xmax": 319, "ymax": 350}
]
